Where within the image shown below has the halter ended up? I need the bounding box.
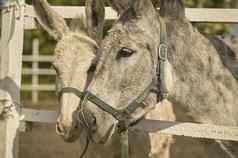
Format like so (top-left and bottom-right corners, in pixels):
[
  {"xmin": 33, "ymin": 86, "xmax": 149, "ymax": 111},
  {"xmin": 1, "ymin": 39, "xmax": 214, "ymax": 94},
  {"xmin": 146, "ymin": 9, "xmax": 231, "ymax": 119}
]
[{"xmin": 57, "ymin": 17, "xmax": 168, "ymax": 158}]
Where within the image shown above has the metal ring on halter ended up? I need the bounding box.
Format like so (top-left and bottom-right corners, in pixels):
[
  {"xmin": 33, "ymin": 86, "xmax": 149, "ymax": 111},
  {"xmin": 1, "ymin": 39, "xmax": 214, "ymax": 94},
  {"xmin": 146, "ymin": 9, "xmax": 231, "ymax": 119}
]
[{"xmin": 159, "ymin": 43, "xmax": 168, "ymax": 61}]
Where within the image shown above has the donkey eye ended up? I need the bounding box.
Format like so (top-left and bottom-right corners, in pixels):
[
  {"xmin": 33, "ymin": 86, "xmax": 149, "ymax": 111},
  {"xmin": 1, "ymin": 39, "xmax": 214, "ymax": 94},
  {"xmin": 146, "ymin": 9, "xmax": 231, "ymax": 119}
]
[{"xmin": 116, "ymin": 47, "xmax": 135, "ymax": 59}]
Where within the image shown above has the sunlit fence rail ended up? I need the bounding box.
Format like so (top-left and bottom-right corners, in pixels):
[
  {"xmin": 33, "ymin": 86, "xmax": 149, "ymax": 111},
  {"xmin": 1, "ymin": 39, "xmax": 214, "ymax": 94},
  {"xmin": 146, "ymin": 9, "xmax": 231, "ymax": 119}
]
[{"xmin": 24, "ymin": 6, "xmax": 238, "ymax": 30}]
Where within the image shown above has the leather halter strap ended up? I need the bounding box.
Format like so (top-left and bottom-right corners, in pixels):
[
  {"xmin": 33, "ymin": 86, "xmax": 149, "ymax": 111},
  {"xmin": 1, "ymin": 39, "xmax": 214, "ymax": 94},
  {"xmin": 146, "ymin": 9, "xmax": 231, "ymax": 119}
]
[
  {"xmin": 59, "ymin": 79, "xmax": 156, "ymax": 127},
  {"xmin": 158, "ymin": 17, "xmax": 169, "ymax": 99}
]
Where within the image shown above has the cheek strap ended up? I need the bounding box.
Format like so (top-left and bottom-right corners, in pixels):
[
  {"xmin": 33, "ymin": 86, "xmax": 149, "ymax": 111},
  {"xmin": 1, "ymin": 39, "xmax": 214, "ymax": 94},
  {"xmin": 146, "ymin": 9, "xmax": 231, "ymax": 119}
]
[{"xmin": 157, "ymin": 17, "xmax": 173, "ymax": 100}]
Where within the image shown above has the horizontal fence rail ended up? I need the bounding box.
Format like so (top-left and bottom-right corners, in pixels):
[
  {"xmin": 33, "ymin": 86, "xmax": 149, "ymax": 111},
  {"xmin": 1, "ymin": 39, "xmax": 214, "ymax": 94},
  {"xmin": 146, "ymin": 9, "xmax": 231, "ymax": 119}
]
[
  {"xmin": 24, "ymin": 6, "xmax": 238, "ymax": 30},
  {"xmin": 22, "ymin": 68, "xmax": 55, "ymax": 75},
  {"xmin": 21, "ymin": 85, "xmax": 55, "ymax": 91},
  {"xmin": 20, "ymin": 108, "xmax": 238, "ymax": 141},
  {"xmin": 22, "ymin": 55, "xmax": 54, "ymax": 62}
]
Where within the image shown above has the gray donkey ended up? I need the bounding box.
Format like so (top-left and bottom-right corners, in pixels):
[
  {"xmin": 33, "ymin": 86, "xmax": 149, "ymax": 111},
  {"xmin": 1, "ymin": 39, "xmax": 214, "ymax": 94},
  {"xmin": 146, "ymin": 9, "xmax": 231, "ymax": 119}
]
[{"xmin": 32, "ymin": 0, "xmax": 238, "ymax": 158}]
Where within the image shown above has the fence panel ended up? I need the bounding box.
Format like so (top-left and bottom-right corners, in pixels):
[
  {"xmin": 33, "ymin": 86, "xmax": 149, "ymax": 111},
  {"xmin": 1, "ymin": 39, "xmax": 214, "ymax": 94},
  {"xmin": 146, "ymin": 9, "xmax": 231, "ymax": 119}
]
[
  {"xmin": 22, "ymin": 39, "xmax": 55, "ymax": 103},
  {"xmin": 20, "ymin": 108, "xmax": 238, "ymax": 141}
]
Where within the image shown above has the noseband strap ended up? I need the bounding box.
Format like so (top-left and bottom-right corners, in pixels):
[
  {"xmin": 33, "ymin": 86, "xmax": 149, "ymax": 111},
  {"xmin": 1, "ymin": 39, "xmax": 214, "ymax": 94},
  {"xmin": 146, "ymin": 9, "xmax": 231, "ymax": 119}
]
[{"xmin": 59, "ymin": 79, "xmax": 156, "ymax": 128}]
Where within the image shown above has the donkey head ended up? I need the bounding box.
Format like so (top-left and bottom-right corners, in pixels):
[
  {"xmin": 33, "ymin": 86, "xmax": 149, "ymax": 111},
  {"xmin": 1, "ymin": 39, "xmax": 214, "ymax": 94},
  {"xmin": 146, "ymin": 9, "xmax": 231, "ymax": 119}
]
[
  {"xmin": 32, "ymin": 0, "xmax": 104, "ymax": 142},
  {"xmin": 33, "ymin": 0, "xmax": 162, "ymax": 144},
  {"xmin": 82, "ymin": 0, "xmax": 161, "ymax": 143}
]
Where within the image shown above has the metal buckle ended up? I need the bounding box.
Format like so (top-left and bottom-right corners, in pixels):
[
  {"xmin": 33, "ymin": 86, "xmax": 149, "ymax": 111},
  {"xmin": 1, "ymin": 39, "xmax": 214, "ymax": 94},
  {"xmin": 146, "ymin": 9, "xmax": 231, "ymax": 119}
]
[{"xmin": 159, "ymin": 43, "xmax": 168, "ymax": 61}]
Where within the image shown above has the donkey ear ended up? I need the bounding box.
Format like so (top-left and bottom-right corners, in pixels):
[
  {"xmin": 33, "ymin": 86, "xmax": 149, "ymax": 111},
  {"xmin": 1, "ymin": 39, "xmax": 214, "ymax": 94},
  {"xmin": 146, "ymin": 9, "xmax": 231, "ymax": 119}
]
[
  {"xmin": 85, "ymin": 0, "xmax": 105, "ymax": 43},
  {"xmin": 32, "ymin": 0, "xmax": 69, "ymax": 40},
  {"xmin": 131, "ymin": 0, "xmax": 155, "ymax": 17},
  {"xmin": 160, "ymin": 0, "xmax": 185, "ymax": 19},
  {"xmin": 107, "ymin": 0, "xmax": 130, "ymax": 15}
]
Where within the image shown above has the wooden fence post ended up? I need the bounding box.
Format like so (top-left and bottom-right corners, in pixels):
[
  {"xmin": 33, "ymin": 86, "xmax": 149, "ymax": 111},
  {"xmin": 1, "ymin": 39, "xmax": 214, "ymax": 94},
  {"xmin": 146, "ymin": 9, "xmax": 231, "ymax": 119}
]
[
  {"xmin": 0, "ymin": 1, "xmax": 25, "ymax": 158},
  {"xmin": 32, "ymin": 39, "xmax": 39, "ymax": 104}
]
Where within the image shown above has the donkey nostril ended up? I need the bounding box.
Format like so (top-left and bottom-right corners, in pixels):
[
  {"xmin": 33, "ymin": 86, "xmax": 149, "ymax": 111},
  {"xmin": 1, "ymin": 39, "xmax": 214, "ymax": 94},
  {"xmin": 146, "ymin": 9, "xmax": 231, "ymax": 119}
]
[
  {"xmin": 74, "ymin": 123, "xmax": 79, "ymax": 130},
  {"xmin": 56, "ymin": 123, "xmax": 64, "ymax": 134},
  {"xmin": 92, "ymin": 116, "xmax": 96, "ymax": 125},
  {"xmin": 91, "ymin": 116, "xmax": 97, "ymax": 132}
]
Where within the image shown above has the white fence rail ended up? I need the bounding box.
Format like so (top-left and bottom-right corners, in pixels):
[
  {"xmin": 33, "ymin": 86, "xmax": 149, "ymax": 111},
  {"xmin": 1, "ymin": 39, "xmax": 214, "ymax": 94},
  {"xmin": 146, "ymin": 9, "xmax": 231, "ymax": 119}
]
[
  {"xmin": 24, "ymin": 6, "xmax": 238, "ymax": 30},
  {"xmin": 20, "ymin": 108, "xmax": 238, "ymax": 142}
]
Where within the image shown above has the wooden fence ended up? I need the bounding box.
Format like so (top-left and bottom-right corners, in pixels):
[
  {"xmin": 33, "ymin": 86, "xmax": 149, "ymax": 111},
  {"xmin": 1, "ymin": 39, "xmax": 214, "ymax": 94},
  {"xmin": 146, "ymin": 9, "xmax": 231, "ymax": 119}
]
[
  {"xmin": 22, "ymin": 39, "xmax": 55, "ymax": 103},
  {"xmin": 1, "ymin": 2, "xmax": 238, "ymax": 158}
]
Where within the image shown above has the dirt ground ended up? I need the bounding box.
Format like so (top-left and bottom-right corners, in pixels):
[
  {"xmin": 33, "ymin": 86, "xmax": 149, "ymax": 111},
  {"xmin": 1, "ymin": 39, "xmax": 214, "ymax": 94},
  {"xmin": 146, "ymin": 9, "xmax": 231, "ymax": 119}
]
[
  {"xmin": 19, "ymin": 123, "xmax": 82, "ymax": 158},
  {"xmin": 19, "ymin": 102, "xmax": 82, "ymax": 158}
]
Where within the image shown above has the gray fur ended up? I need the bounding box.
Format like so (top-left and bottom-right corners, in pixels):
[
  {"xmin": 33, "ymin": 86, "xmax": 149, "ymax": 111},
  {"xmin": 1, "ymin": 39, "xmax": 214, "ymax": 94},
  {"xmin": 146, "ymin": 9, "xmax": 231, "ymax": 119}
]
[
  {"xmin": 33, "ymin": 0, "xmax": 238, "ymax": 157},
  {"xmin": 32, "ymin": 0, "xmax": 69, "ymax": 40},
  {"xmin": 107, "ymin": 0, "xmax": 131, "ymax": 15},
  {"xmin": 86, "ymin": 0, "xmax": 105, "ymax": 43}
]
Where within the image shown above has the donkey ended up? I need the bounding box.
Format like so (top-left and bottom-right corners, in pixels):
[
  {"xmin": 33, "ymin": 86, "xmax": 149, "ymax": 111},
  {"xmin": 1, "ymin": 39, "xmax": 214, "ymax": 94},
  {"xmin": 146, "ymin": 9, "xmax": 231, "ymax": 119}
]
[
  {"xmin": 32, "ymin": 0, "xmax": 104, "ymax": 143},
  {"xmin": 33, "ymin": 0, "xmax": 238, "ymax": 158}
]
